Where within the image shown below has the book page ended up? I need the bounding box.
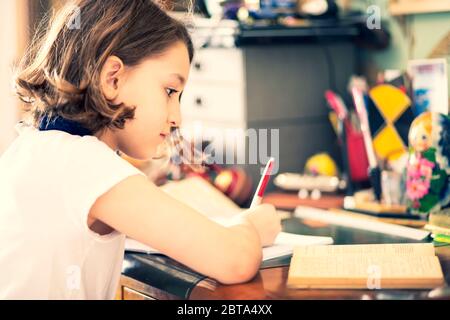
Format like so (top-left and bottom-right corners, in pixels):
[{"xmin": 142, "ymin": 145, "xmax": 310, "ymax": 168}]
[
  {"xmin": 288, "ymin": 255, "xmax": 444, "ymax": 289},
  {"xmin": 160, "ymin": 176, "xmax": 241, "ymax": 218},
  {"xmin": 292, "ymin": 243, "xmax": 435, "ymax": 258}
]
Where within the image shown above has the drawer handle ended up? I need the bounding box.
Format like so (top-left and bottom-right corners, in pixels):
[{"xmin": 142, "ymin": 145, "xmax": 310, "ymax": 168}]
[
  {"xmin": 194, "ymin": 97, "xmax": 203, "ymax": 107},
  {"xmin": 194, "ymin": 62, "xmax": 202, "ymax": 71}
]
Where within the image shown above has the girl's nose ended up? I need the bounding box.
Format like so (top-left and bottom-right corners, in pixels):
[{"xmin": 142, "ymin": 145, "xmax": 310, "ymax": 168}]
[
  {"xmin": 170, "ymin": 121, "xmax": 178, "ymax": 129},
  {"xmin": 168, "ymin": 106, "xmax": 182, "ymax": 128}
]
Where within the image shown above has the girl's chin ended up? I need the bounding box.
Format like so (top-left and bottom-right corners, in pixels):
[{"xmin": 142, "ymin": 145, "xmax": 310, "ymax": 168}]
[
  {"xmin": 120, "ymin": 139, "xmax": 169, "ymax": 162},
  {"xmin": 121, "ymin": 147, "xmax": 157, "ymax": 162},
  {"xmin": 153, "ymin": 140, "xmax": 171, "ymax": 158}
]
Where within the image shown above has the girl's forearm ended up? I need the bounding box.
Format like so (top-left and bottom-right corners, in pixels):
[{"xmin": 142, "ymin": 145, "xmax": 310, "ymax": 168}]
[{"xmin": 211, "ymin": 218, "xmax": 262, "ymax": 284}]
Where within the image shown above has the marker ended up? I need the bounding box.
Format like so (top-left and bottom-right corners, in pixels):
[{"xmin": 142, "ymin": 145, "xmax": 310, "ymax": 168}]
[
  {"xmin": 351, "ymin": 87, "xmax": 377, "ymax": 169},
  {"xmin": 351, "ymin": 87, "xmax": 382, "ymax": 201},
  {"xmin": 250, "ymin": 157, "xmax": 275, "ymax": 208},
  {"xmin": 325, "ymin": 90, "xmax": 348, "ymax": 120}
]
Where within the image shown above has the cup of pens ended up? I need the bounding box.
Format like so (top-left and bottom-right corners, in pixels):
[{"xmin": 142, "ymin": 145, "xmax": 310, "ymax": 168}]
[{"xmin": 381, "ymin": 170, "xmax": 405, "ymax": 206}]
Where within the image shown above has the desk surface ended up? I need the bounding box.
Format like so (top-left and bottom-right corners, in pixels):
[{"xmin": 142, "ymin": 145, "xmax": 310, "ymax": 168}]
[
  {"xmin": 120, "ymin": 213, "xmax": 450, "ymax": 300},
  {"xmin": 189, "ymin": 247, "xmax": 450, "ymax": 300}
]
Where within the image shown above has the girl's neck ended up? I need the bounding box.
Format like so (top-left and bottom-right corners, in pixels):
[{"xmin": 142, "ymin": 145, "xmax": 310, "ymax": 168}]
[{"xmin": 95, "ymin": 128, "xmax": 119, "ymax": 151}]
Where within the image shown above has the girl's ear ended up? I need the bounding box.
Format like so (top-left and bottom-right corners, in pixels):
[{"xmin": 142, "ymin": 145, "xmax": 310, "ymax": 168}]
[{"xmin": 100, "ymin": 56, "xmax": 126, "ymax": 101}]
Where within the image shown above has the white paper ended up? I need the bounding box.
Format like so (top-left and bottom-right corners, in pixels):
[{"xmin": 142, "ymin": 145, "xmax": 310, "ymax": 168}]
[
  {"xmin": 262, "ymin": 245, "xmax": 293, "ymax": 261},
  {"xmin": 274, "ymin": 231, "xmax": 333, "ymax": 246},
  {"xmin": 262, "ymin": 232, "xmax": 333, "ymax": 260},
  {"xmin": 125, "ymin": 231, "xmax": 333, "ymax": 261},
  {"xmin": 294, "ymin": 206, "xmax": 430, "ymax": 240}
]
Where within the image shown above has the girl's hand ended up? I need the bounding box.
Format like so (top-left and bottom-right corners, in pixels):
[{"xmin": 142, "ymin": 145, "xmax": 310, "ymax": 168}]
[{"xmin": 239, "ymin": 204, "xmax": 282, "ymax": 247}]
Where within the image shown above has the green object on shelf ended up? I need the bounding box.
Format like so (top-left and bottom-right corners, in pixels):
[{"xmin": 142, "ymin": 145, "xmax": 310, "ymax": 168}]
[{"xmin": 434, "ymin": 234, "xmax": 450, "ymax": 244}]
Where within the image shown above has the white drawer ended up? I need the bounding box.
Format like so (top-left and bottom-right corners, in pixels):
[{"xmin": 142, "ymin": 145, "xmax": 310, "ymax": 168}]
[
  {"xmin": 189, "ymin": 48, "xmax": 244, "ymax": 84},
  {"xmin": 181, "ymin": 83, "xmax": 245, "ymax": 123}
]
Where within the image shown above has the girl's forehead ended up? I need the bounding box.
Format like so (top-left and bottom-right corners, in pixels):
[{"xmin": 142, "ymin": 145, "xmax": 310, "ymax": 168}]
[{"xmin": 138, "ymin": 43, "xmax": 190, "ymax": 75}]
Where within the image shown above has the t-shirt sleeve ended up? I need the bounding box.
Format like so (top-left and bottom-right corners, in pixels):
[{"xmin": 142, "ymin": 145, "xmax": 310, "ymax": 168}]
[{"xmin": 60, "ymin": 136, "xmax": 146, "ymax": 239}]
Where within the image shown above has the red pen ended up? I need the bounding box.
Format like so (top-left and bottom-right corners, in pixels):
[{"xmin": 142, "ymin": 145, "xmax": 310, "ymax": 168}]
[{"xmin": 250, "ymin": 157, "xmax": 275, "ymax": 208}]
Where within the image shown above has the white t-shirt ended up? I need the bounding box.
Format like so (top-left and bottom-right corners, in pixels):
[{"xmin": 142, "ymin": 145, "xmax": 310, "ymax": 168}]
[{"xmin": 0, "ymin": 122, "xmax": 144, "ymax": 299}]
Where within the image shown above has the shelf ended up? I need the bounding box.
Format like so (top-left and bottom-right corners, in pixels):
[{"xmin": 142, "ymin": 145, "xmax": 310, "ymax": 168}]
[
  {"xmin": 389, "ymin": 0, "xmax": 450, "ymax": 16},
  {"xmin": 236, "ymin": 21, "xmax": 360, "ymax": 45}
]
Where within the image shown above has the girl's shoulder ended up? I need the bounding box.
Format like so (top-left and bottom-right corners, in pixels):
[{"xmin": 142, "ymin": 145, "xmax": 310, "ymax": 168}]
[{"xmin": 11, "ymin": 121, "xmax": 139, "ymax": 175}]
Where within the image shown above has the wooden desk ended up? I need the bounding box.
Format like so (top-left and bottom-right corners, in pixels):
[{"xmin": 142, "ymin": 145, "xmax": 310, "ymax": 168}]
[
  {"xmin": 262, "ymin": 192, "xmax": 344, "ymax": 211},
  {"xmin": 189, "ymin": 246, "xmax": 450, "ymax": 300},
  {"xmin": 117, "ymin": 214, "xmax": 450, "ymax": 300}
]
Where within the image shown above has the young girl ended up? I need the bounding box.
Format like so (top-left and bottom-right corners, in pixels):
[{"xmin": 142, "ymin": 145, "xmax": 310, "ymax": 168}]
[{"xmin": 0, "ymin": 0, "xmax": 281, "ymax": 299}]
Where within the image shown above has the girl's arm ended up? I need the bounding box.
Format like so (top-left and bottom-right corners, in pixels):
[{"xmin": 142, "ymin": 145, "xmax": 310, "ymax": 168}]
[{"xmin": 89, "ymin": 174, "xmax": 278, "ymax": 284}]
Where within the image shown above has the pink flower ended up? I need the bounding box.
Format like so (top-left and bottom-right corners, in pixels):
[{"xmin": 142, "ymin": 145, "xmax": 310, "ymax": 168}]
[
  {"xmin": 407, "ymin": 156, "xmax": 435, "ymax": 181},
  {"xmin": 419, "ymin": 158, "xmax": 435, "ymax": 170},
  {"xmin": 407, "ymin": 161, "xmax": 422, "ymax": 179},
  {"xmin": 419, "ymin": 165, "xmax": 433, "ymax": 179},
  {"xmin": 406, "ymin": 178, "xmax": 430, "ymax": 200}
]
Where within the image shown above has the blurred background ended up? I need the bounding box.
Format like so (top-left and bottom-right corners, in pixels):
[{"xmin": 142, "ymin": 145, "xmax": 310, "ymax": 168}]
[{"xmin": 0, "ymin": 0, "xmax": 449, "ymax": 208}]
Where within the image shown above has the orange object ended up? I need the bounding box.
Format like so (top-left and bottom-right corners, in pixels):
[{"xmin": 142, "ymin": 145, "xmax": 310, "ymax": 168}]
[{"xmin": 262, "ymin": 193, "xmax": 344, "ymax": 211}]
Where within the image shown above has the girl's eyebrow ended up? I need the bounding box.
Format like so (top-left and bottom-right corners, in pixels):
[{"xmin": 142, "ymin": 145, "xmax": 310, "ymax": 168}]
[{"xmin": 170, "ymin": 73, "xmax": 186, "ymax": 86}]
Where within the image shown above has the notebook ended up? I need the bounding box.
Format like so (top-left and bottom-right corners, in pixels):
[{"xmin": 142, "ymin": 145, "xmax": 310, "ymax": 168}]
[
  {"xmin": 125, "ymin": 177, "xmax": 333, "ymax": 260},
  {"xmin": 287, "ymin": 243, "xmax": 445, "ymax": 289},
  {"xmin": 159, "ymin": 177, "xmax": 242, "ymax": 218}
]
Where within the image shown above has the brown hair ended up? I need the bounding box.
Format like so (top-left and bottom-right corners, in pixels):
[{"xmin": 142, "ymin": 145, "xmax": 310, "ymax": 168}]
[{"xmin": 15, "ymin": 0, "xmax": 194, "ymax": 134}]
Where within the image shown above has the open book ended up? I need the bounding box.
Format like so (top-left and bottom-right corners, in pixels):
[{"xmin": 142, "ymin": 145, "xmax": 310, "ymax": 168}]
[
  {"xmin": 125, "ymin": 177, "xmax": 333, "ymax": 261},
  {"xmin": 287, "ymin": 243, "xmax": 445, "ymax": 289}
]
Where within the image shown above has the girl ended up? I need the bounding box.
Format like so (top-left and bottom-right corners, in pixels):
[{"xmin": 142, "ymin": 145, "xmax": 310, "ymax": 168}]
[{"xmin": 0, "ymin": 0, "xmax": 281, "ymax": 299}]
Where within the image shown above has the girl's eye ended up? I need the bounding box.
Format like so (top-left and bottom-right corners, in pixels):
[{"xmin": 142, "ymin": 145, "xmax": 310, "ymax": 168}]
[{"xmin": 166, "ymin": 88, "xmax": 178, "ymax": 97}]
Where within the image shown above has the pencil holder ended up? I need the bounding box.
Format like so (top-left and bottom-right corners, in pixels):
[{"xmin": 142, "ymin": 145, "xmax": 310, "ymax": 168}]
[{"xmin": 344, "ymin": 119, "xmax": 369, "ymax": 182}]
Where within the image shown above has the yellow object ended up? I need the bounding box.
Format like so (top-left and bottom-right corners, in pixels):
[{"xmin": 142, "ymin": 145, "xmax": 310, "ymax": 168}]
[
  {"xmin": 370, "ymin": 84, "xmax": 411, "ymax": 122},
  {"xmin": 369, "ymin": 84, "xmax": 412, "ymax": 161},
  {"xmin": 328, "ymin": 112, "xmax": 339, "ymax": 135},
  {"xmin": 372, "ymin": 125, "xmax": 405, "ymax": 161},
  {"xmin": 214, "ymin": 170, "xmax": 233, "ymax": 193},
  {"xmin": 304, "ymin": 153, "xmax": 338, "ymax": 176}
]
